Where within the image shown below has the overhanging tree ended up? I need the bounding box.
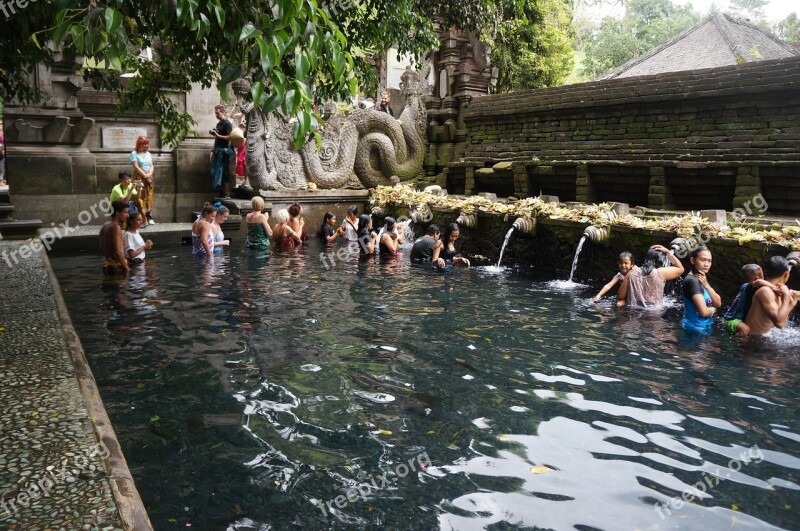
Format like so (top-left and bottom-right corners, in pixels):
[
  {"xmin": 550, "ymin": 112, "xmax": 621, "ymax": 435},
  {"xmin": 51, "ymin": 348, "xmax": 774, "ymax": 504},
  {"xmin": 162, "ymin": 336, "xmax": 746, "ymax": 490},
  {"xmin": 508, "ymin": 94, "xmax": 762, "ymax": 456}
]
[{"xmin": 0, "ymin": 0, "xmax": 523, "ymax": 148}]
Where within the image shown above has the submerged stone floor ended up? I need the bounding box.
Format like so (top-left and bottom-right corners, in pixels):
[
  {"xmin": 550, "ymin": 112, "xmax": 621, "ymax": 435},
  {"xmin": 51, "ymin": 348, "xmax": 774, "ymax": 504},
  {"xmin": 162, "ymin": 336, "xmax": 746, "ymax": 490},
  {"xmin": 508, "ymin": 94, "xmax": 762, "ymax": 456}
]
[{"xmin": 0, "ymin": 241, "xmax": 128, "ymax": 530}]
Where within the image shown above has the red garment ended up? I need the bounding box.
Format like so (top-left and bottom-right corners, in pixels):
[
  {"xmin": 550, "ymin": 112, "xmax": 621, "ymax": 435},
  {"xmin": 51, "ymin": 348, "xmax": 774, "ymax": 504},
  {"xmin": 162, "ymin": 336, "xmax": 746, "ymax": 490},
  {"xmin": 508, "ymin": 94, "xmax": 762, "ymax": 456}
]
[{"xmin": 235, "ymin": 144, "xmax": 246, "ymax": 176}]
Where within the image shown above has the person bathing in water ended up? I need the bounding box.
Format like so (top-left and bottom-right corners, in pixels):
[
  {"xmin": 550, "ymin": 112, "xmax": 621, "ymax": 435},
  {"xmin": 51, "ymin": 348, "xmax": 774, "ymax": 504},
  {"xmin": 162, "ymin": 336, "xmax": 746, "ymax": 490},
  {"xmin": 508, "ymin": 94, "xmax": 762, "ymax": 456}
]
[
  {"xmin": 617, "ymin": 245, "xmax": 683, "ymax": 308},
  {"xmin": 723, "ymin": 264, "xmax": 777, "ymax": 336},
  {"xmin": 743, "ymin": 256, "xmax": 800, "ymax": 336},
  {"xmin": 593, "ymin": 252, "xmax": 634, "ymax": 303},
  {"xmin": 681, "ymin": 246, "xmax": 722, "ymax": 333}
]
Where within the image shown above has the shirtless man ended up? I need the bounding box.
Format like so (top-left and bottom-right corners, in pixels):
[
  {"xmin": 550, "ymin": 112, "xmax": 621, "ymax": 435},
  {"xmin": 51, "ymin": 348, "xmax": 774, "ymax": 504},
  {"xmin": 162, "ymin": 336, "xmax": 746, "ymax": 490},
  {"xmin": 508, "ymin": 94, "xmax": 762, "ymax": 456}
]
[
  {"xmin": 744, "ymin": 255, "xmax": 799, "ymax": 335},
  {"xmin": 100, "ymin": 200, "xmax": 130, "ymax": 273}
]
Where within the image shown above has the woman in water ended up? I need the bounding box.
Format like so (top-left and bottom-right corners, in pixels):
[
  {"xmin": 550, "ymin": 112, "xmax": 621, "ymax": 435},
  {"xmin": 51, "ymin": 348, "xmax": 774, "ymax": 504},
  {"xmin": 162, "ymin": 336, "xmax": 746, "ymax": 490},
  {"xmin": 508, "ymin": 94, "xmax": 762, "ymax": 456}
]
[
  {"xmin": 287, "ymin": 202, "xmax": 309, "ymax": 243},
  {"xmin": 244, "ymin": 196, "xmax": 273, "ymax": 250},
  {"xmin": 617, "ymin": 244, "xmax": 683, "ymax": 307},
  {"xmin": 191, "ymin": 203, "xmax": 216, "ymax": 256},
  {"xmin": 343, "ymin": 205, "xmax": 359, "ymax": 242},
  {"xmin": 681, "ymin": 246, "xmax": 722, "ymax": 333},
  {"xmin": 210, "ymin": 205, "xmax": 231, "ymax": 254},
  {"xmin": 440, "ymin": 223, "xmax": 471, "ymax": 266},
  {"xmin": 378, "ymin": 216, "xmax": 405, "ymax": 256},
  {"xmin": 123, "ymin": 211, "xmax": 153, "ymax": 265},
  {"xmin": 356, "ymin": 214, "xmax": 377, "ymax": 255},
  {"xmin": 318, "ymin": 211, "xmax": 345, "ymax": 244},
  {"xmin": 272, "ymin": 209, "xmax": 303, "ymax": 251}
]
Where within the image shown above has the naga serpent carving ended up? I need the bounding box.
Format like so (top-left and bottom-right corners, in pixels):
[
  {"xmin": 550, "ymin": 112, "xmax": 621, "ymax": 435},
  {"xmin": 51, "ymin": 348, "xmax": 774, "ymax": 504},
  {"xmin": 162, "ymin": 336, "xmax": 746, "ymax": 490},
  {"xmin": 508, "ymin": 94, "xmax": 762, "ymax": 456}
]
[{"xmin": 233, "ymin": 68, "xmax": 428, "ymax": 190}]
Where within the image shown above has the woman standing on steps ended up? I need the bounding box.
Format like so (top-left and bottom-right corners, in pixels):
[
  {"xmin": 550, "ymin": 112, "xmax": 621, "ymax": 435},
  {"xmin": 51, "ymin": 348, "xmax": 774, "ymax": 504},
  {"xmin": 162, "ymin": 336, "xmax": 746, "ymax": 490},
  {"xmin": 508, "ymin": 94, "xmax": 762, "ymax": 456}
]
[{"xmin": 130, "ymin": 136, "xmax": 156, "ymax": 225}]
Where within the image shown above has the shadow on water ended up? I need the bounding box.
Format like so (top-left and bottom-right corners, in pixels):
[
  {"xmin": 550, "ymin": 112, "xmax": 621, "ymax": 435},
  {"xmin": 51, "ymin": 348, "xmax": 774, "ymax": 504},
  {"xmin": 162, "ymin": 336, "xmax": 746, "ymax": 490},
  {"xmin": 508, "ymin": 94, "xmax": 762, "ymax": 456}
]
[{"xmin": 50, "ymin": 240, "xmax": 800, "ymax": 530}]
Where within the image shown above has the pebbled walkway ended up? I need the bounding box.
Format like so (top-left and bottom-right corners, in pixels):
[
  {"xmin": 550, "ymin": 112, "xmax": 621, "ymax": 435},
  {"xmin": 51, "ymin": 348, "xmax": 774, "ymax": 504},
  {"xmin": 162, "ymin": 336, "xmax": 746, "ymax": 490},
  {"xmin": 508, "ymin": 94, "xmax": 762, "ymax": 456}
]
[{"xmin": 0, "ymin": 241, "xmax": 150, "ymax": 530}]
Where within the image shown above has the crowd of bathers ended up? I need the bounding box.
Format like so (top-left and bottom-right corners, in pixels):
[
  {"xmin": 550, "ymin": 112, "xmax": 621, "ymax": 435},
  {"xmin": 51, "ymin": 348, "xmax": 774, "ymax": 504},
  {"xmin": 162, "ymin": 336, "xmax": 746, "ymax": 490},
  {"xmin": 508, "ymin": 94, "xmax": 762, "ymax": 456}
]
[
  {"xmin": 592, "ymin": 245, "xmax": 800, "ymax": 337},
  {"xmin": 99, "ymin": 196, "xmax": 799, "ymax": 337}
]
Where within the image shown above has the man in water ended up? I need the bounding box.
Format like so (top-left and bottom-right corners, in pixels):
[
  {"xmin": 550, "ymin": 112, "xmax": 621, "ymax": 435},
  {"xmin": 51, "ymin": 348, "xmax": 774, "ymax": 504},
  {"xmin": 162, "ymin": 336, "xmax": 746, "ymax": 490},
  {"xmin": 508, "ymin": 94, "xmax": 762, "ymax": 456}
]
[
  {"xmin": 743, "ymin": 256, "xmax": 799, "ymax": 335},
  {"xmin": 410, "ymin": 224, "xmax": 444, "ymax": 268},
  {"xmin": 99, "ymin": 200, "xmax": 130, "ymax": 273}
]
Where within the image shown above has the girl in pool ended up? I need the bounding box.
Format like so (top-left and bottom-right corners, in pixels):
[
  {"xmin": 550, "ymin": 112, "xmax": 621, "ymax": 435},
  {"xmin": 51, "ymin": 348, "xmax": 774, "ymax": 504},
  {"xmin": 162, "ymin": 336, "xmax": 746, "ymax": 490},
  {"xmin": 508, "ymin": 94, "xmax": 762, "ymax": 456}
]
[
  {"xmin": 287, "ymin": 202, "xmax": 309, "ymax": 243},
  {"xmin": 272, "ymin": 208, "xmax": 303, "ymax": 251},
  {"xmin": 244, "ymin": 196, "xmax": 273, "ymax": 250},
  {"xmin": 210, "ymin": 205, "xmax": 231, "ymax": 254},
  {"xmin": 440, "ymin": 223, "xmax": 471, "ymax": 266},
  {"xmin": 378, "ymin": 216, "xmax": 405, "ymax": 256},
  {"xmin": 191, "ymin": 203, "xmax": 216, "ymax": 256},
  {"xmin": 617, "ymin": 244, "xmax": 683, "ymax": 307},
  {"xmin": 592, "ymin": 251, "xmax": 634, "ymax": 303},
  {"xmin": 681, "ymin": 246, "xmax": 722, "ymax": 333},
  {"xmin": 356, "ymin": 214, "xmax": 377, "ymax": 255},
  {"xmin": 318, "ymin": 211, "xmax": 345, "ymax": 244},
  {"xmin": 123, "ymin": 211, "xmax": 153, "ymax": 265}
]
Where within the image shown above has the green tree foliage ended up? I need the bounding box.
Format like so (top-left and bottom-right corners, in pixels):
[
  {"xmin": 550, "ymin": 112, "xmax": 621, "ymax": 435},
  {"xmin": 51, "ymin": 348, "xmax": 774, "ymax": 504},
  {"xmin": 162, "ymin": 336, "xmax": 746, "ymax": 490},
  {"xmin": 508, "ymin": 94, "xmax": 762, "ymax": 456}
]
[
  {"xmin": 580, "ymin": 0, "xmax": 700, "ymax": 79},
  {"xmin": 488, "ymin": 0, "xmax": 575, "ymax": 92},
  {"xmin": 0, "ymin": 0, "xmax": 523, "ymax": 148},
  {"xmin": 728, "ymin": 0, "xmax": 768, "ymax": 21},
  {"xmin": 777, "ymin": 13, "xmax": 800, "ymax": 45}
]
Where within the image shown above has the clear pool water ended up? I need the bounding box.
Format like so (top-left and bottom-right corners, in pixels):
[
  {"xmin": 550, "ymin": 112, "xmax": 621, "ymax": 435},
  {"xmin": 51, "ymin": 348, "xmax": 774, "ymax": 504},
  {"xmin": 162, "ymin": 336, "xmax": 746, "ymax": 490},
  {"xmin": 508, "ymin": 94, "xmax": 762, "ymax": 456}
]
[{"xmin": 52, "ymin": 242, "xmax": 800, "ymax": 530}]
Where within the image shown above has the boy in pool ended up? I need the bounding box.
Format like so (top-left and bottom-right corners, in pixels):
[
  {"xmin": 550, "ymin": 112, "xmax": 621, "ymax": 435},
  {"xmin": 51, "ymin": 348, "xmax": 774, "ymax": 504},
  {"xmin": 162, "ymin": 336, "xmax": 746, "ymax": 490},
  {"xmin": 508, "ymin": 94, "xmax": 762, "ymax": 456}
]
[
  {"xmin": 592, "ymin": 252, "xmax": 634, "ymax": 304},
  {"xmin": 724, "ymin": 264, "xmax": 776, "ymax": 336}
]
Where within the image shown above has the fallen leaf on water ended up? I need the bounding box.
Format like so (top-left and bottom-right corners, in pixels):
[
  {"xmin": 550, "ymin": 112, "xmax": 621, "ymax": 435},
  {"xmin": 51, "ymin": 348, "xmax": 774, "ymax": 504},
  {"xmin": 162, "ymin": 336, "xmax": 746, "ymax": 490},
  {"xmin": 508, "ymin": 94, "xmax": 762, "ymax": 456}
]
[{"xmin": 530, "ymin": 466, "xmax": 552, "ymax": 474}]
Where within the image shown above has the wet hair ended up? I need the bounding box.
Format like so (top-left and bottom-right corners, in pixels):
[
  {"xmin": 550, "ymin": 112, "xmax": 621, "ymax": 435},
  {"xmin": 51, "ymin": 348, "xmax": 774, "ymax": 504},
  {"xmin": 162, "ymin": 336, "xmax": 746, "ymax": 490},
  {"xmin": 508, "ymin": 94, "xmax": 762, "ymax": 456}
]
[
  {"xmin": 214, "ymin": 104, "xmax": 225, "ymax": 113},
  {"xmin": 251, "ymin": 196, "xmax": 265, "ymax": 211},
  {"xmin": 742, "ymin": 263, "xmax": 761, "ymax": 278},
  {"xmin": 357, "ymin": 214, "xmax": 372, "ymax": 234},
  {"xmin": 319, "ymin": 212, "xmax": 335, "ymax": 236},
  {"xmin": 639, "ymin": 248, "xmax": 664, "ymax": 276},
  {"xmin": 201, "ymin": 203, "xmax": 217, "ymax": 218},
  {"xmin": 135, "ymin": 136, "xmax": 150, "ymax": 152},
  {"xmin": 274, "ymin": 209, "xmax": 290, "ymax": 224},
  {"xmin": 426, "ymin": 224, "xmax": 440, "ymax": 236},
  {"xmin": 383, "ymin": 216, "xmax": 396, "ymax": 231},
  {"xmin": 618, "ymin": 251, "xmax": 634, "ymax": 263},
  {"xmin": 347, "ymin": 205, "xmax": 358, "ymax": 215},
  {"xmin": 442, "ymin": 223, "xmax": 461, "ymax": 244},
  {"xmin": 763, "ymin": 255, "xmax": 790, "ymax": 279},
  {"xmin": 111, "ymin": 199, "xmax": 129, "ymax": 214},
  {"xmin": 127, "ymin": 211, "xmax": 142, "ymax": 226},
  {"xmin": 216, "ymin": 205, "xmax": 229, "ymax": 216},
  {"xmin": 288, "ymin": 202, "xmax": 302, "ymax": 218},
  {"xmin": 118, "ymin": 170, "xmax": 131, "ymax": 180}
]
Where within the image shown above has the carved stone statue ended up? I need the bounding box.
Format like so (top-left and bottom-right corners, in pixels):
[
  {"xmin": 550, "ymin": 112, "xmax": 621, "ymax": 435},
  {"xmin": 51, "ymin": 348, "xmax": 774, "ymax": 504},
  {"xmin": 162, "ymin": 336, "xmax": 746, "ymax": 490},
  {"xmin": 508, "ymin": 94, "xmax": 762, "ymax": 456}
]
[{"xmin": 233, "ymin": 68, "xmax": 428, "ymax": 190}]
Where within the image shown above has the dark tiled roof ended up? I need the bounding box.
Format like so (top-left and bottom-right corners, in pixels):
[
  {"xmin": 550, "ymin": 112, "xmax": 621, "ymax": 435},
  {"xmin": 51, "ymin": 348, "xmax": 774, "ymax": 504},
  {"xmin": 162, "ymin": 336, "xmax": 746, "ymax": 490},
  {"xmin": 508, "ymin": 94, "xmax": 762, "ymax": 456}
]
[{"xmin": 598, "ymin": 12, "xmax": 797, "ymax": 80}]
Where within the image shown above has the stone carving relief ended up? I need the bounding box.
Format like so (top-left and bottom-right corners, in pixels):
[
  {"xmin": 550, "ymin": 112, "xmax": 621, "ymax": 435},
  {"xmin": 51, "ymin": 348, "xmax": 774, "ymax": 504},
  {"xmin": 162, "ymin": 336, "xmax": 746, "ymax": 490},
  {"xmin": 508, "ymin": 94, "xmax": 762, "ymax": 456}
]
[{"xmin": 233, "ymin": 68, "xmax": 429, "ymax": 190}]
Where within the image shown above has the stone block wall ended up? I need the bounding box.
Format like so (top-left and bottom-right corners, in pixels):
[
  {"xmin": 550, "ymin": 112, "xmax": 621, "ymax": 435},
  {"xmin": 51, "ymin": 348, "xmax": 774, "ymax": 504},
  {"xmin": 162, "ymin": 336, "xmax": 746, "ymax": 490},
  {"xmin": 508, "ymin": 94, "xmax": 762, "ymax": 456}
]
[{"xmin": 453, "ymin": 57, "xmax": 800, "ymax": 214}]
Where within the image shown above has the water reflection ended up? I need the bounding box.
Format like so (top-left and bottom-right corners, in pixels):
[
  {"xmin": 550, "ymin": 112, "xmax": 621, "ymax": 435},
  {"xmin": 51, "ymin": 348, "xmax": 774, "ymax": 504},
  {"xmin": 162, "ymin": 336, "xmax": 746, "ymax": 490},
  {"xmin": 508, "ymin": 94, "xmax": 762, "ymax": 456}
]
[{"xmin": 51, "ymin": 242, "xmax": 800, "ymax": 530}]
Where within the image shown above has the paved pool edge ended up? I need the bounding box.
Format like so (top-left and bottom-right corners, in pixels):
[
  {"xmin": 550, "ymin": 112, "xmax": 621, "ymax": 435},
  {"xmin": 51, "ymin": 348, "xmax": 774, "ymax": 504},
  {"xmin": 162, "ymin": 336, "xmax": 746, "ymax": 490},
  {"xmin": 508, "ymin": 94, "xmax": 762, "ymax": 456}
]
[{"xmin": 40, "ymin": 248, "xmax": 154, "ymax": 531}]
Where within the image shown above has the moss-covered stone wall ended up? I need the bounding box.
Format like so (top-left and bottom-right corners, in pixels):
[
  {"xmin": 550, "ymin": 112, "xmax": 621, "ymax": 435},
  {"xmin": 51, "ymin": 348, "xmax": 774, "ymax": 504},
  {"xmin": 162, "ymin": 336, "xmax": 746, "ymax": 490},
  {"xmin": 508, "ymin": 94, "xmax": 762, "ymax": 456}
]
[{"xmin": 444, "ymin": 57, "xmax": 800, "ymax": 215}]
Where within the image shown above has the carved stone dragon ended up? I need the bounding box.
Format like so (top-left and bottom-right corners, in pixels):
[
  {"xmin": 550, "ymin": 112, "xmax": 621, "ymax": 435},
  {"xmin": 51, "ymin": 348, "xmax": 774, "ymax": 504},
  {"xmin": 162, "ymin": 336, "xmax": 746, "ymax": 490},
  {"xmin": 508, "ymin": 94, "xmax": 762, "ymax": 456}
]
[{"xmin": 233, "ymin": 68, "xmax": 428, "ymax": 190}]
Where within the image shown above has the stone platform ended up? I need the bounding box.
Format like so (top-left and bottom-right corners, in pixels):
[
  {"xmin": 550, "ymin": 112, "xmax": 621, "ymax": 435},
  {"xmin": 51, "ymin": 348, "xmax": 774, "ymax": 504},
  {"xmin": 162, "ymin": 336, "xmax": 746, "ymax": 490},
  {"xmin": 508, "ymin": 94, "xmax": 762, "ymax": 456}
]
[{"xmin": 0, "ymin": 241, "xmax": 151, "ymax": 530}]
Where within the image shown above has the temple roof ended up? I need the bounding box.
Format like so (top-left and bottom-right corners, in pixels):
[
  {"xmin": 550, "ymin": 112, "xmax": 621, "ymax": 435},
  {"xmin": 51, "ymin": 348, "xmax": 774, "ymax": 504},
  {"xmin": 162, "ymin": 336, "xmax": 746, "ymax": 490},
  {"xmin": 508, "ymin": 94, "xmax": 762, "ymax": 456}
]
[{"xmin": 598, "ymin": 12, "xmax": 798, "ymax": 80}]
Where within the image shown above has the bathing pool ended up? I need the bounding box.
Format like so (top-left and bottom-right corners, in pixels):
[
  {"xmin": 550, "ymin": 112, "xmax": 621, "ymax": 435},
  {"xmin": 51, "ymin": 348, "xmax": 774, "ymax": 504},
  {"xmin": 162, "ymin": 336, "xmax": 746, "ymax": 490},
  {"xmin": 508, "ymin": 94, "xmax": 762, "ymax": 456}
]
[{"xmin": 51, "ymin": 241, "xmax": 800, "ymax": 530}]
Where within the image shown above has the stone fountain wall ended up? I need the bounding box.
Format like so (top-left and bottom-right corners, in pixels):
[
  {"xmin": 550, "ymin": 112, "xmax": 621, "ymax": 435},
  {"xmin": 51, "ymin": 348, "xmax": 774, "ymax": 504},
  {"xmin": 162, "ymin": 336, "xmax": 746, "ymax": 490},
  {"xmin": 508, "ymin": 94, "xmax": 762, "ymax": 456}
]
[
  {"xmin": 437, "ymin": 56, "xmax": 800, "ymax": 215},
  {"xmin": 383, "ymin": 205, "xmax": 799, "ymax": 299}
]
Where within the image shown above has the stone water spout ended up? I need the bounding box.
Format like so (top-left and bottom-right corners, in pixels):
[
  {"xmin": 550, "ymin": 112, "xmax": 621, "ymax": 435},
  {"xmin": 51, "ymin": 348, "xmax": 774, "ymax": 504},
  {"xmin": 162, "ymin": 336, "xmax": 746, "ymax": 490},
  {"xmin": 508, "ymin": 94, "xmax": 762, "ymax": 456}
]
[
  {"xmin": 456, "ymin": 213, "xmax": 478, "ymax": 229},
  {"xmin": 788, "ymin": 251, "xmax": 800, "ymax": 269},
  {"xmin": 670, "ymin": 237, "xmax": 693, "ymax": 257},
  {"xmin": 410, "ymin": 206, "xmax": 430, "ymax": 224},
  {"xmin": 512, "ymin": 217, "xmax": 536, "ymax": 236},
  {"xmin": 583, "ymin": 226, "xmax": 610, "ymax": 246}
]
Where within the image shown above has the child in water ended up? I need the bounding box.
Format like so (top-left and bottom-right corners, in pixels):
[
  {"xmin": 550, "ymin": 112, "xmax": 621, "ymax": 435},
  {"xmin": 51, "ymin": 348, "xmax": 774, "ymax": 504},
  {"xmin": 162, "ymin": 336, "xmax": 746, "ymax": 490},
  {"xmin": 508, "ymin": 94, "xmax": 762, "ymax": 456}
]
[
  {"xmin": 724, "ymin": 264, "xmax": 776, "ymax": 336},
  {"xmin": 593, "ymin": 252, "xmax": 634, "ymax": 304}
]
